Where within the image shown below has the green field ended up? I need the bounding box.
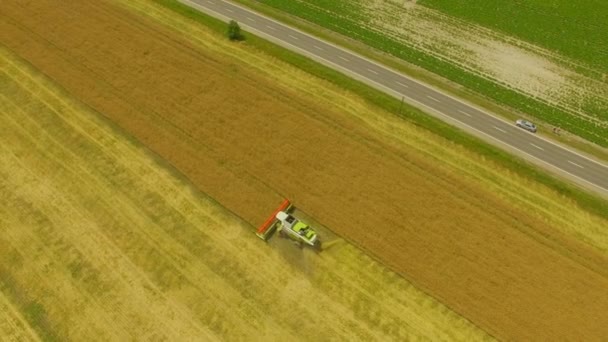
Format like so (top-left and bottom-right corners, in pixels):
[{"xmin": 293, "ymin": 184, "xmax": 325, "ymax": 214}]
[
  {"xmin": 239, "ymin": 0, "xmax": 608, "ymax": 148},
  {"xmin": 421, "ymin": 0, "xmax": 608, "ymax": 73}
]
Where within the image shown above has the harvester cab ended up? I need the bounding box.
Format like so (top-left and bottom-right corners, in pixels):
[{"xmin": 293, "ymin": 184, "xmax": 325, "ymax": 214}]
[{"xmin": 275, "ymin": 211, "xmax": 318, "ymax": 246}]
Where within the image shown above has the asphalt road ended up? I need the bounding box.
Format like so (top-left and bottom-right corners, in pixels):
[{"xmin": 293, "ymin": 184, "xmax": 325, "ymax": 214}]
[{"xmin": 180, "ymin": 0, "xmax": 608, "ymax": 198}]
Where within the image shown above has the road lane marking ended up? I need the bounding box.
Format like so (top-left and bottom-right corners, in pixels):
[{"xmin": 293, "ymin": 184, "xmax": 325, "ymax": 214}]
[
  {"xmin": 493, "ymin": 126, "xmax": 506, "ymax": 133},
  {"xmin": 339, "ymin": 56, "xmax": 350, "ymax": 62},
  {"xmin": 266, "ymin": 25, "xmax": 276, "ymax": 30},
  {"xmin": 288, "ymin": 34, "xmax": 299, "ymax": 40},
  {"xmin": 246, "ymin": 17, "xmax": 255, "ymax": 22},
  {"xmin": 396, "ymin": 81, "xmax": 409, "ymax": 88},
  {"xmin": 314, "ymin": 45, "xmax": 324, "ymax": 51},
  {"xmin": 458, "ymin": 110, "xmax": 472, "ymax": 117},
  {"xmin": 225, "ymin": 8, "xmax": 234, "ymax": 13},
  {"xmin": 367, "ymin": 68, "xmax": 378, "ymax": 75},
  {"xmin": 530, "ymin": 143, "xmax": 544, "ymax": 151},
  {"xmin": 427, "ymin": 95, "xmax": 440, "ymax": 103},
  {"xmin": 568, "ymin": 160, "xmax": 584, "ymax": 169}
]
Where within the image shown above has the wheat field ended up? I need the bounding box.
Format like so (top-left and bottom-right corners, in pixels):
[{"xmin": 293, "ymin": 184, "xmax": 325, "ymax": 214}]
[
  {"xmin": 2, "ymin": 0, "xmax": 608, "ymax": 340},
  {"xmin": 0, "ymin": 46, "xmax": 490, "ymax": 340}
]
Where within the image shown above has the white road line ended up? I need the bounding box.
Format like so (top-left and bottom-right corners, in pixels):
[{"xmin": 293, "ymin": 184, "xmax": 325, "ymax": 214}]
[
  {"xmin": 458, "ymin": 110, "xmax": 472, "ymax": 117},
  {"xmin": 314, "ymin": 45, "xmax": 324, "ymax": 51},
  {"xmin": 339, "ymin": 56, "xmax": 350, "ymax": 62},
  {"xmin": 266, "ymin": 25, "xmax": 276, "ymax": 30},
  {"xmin": 493, "ymin": 126, "xmax": 506, "ymax": 133},
  {"xmin": 568, "ymin": 160, "xmax": 584, "ymax": 169},
  {"xmin": 427, "ymin": 95, "xmax": 440, "ymax": 103},
  {"xmin": 396, "ymin": 81, "xmax": 409, "ymax": 88},
  {"xmin": 530, "ymin": 143, "xmax": 544, "ymax": 151},
  {"xmin": 225, "ymin": 8, "xmax": 234, "ymax": 13},
  {"xmin": 367, "ymin": 68, "xmax": 378, "ymax": 75},
  {"xmin": 288, "ymin": 34, "xmax": 299, "ymax": 40},
  {"xmin": 206, "ymin": 0, "xmax": 214, "ymax": 4},
  {"xmin": 246, "ymin": 17, "xmax": 255, "ymax": 22}
]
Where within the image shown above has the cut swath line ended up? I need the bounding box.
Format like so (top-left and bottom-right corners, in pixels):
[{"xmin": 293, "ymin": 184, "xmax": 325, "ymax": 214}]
[
  {"xmin": 339, "ymin": 56, "xmax": 350, "ymax": 62},
  {"xmin": 530, "ymin": 143, "xmax": 544, "ymax": 151},
  {"xmin": 367, "ymin": 68, "xmax": 378, "ymax": 75},
  {"xmin": 458, "ymin": 110, "xmax": 472, "ymax": 117},
  {"xmin": 288, "ymin": 34, "xmax": 299, "ymax": 40},
  {"xmin": 427, "ymin": 95, "xmax": 440, "ymax": 103},
  {"xmin": 396, "ymin": 81, "xmax": 409, "ymax": 88},
  {"xmin": 568, "ymin": 160, "xmax": 584, "ymax": 169},
  {"xmin": 493, "ymin": 126, "xmax": 506, "ymax": 133}
]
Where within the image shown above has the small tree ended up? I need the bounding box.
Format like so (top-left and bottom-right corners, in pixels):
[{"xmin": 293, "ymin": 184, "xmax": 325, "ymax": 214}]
[{"xmin": 227, "ymin": 20, "xmax": 242, "ymax": 41}]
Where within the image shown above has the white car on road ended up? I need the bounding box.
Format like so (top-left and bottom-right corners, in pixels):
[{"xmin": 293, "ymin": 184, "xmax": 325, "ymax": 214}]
[{"xmin": 516, "ymin": 119, "xmax": 537, "ymax": 133}]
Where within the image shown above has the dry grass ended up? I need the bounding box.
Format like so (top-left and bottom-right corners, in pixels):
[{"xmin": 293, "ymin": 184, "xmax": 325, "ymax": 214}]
[
  {"xmin": 2, "ymin": 0, "xmax": 608, "ymax": 340},
  {"xmin": 0, "ymin": 47, "xmax": 490, "ymax": 340}
]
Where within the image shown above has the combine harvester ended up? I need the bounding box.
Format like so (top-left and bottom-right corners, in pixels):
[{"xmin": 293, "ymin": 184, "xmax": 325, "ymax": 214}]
[{"xmin": 256, "ymin": 199, "xmax": 320, "ymax": 248}]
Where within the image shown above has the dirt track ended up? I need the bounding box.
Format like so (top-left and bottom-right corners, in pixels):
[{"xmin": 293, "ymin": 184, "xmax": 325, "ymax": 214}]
[{"xmin": 2, "ymin": 0, "xmax": 608, "ymax": 340}]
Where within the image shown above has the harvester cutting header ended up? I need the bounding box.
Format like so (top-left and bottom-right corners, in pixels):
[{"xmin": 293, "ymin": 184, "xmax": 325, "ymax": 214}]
[{"xmin": 256, "ymin": 199, "xmax": 320, "ymax": 248}]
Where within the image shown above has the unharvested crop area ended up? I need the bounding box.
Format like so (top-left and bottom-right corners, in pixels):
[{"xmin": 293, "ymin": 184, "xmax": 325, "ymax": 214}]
[
  {"xmin": 250, "ymin": 0, "xmax": 608, "ymax": 147},
  {"xmin": 2, "ymin": 0, "xmax": 608, "ymax": 340},
  {"xmin": 0, "ymin": 48, "xmax": 488, "ymax": 340}
]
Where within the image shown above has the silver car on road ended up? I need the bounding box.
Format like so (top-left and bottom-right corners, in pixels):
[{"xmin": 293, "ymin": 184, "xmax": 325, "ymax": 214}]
[{"xmin": 516, "ymin": 119, "xmax": 537, "ymax": 133}]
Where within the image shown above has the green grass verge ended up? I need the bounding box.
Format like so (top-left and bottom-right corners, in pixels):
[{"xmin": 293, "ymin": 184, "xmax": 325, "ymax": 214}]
[
  {"xmin": 151, "ymin": 0, "xmax": 608, "ymax": 221},
  {"xmin": 230, "ymin": 0, "xmax": 607, "ymax": 148}
]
